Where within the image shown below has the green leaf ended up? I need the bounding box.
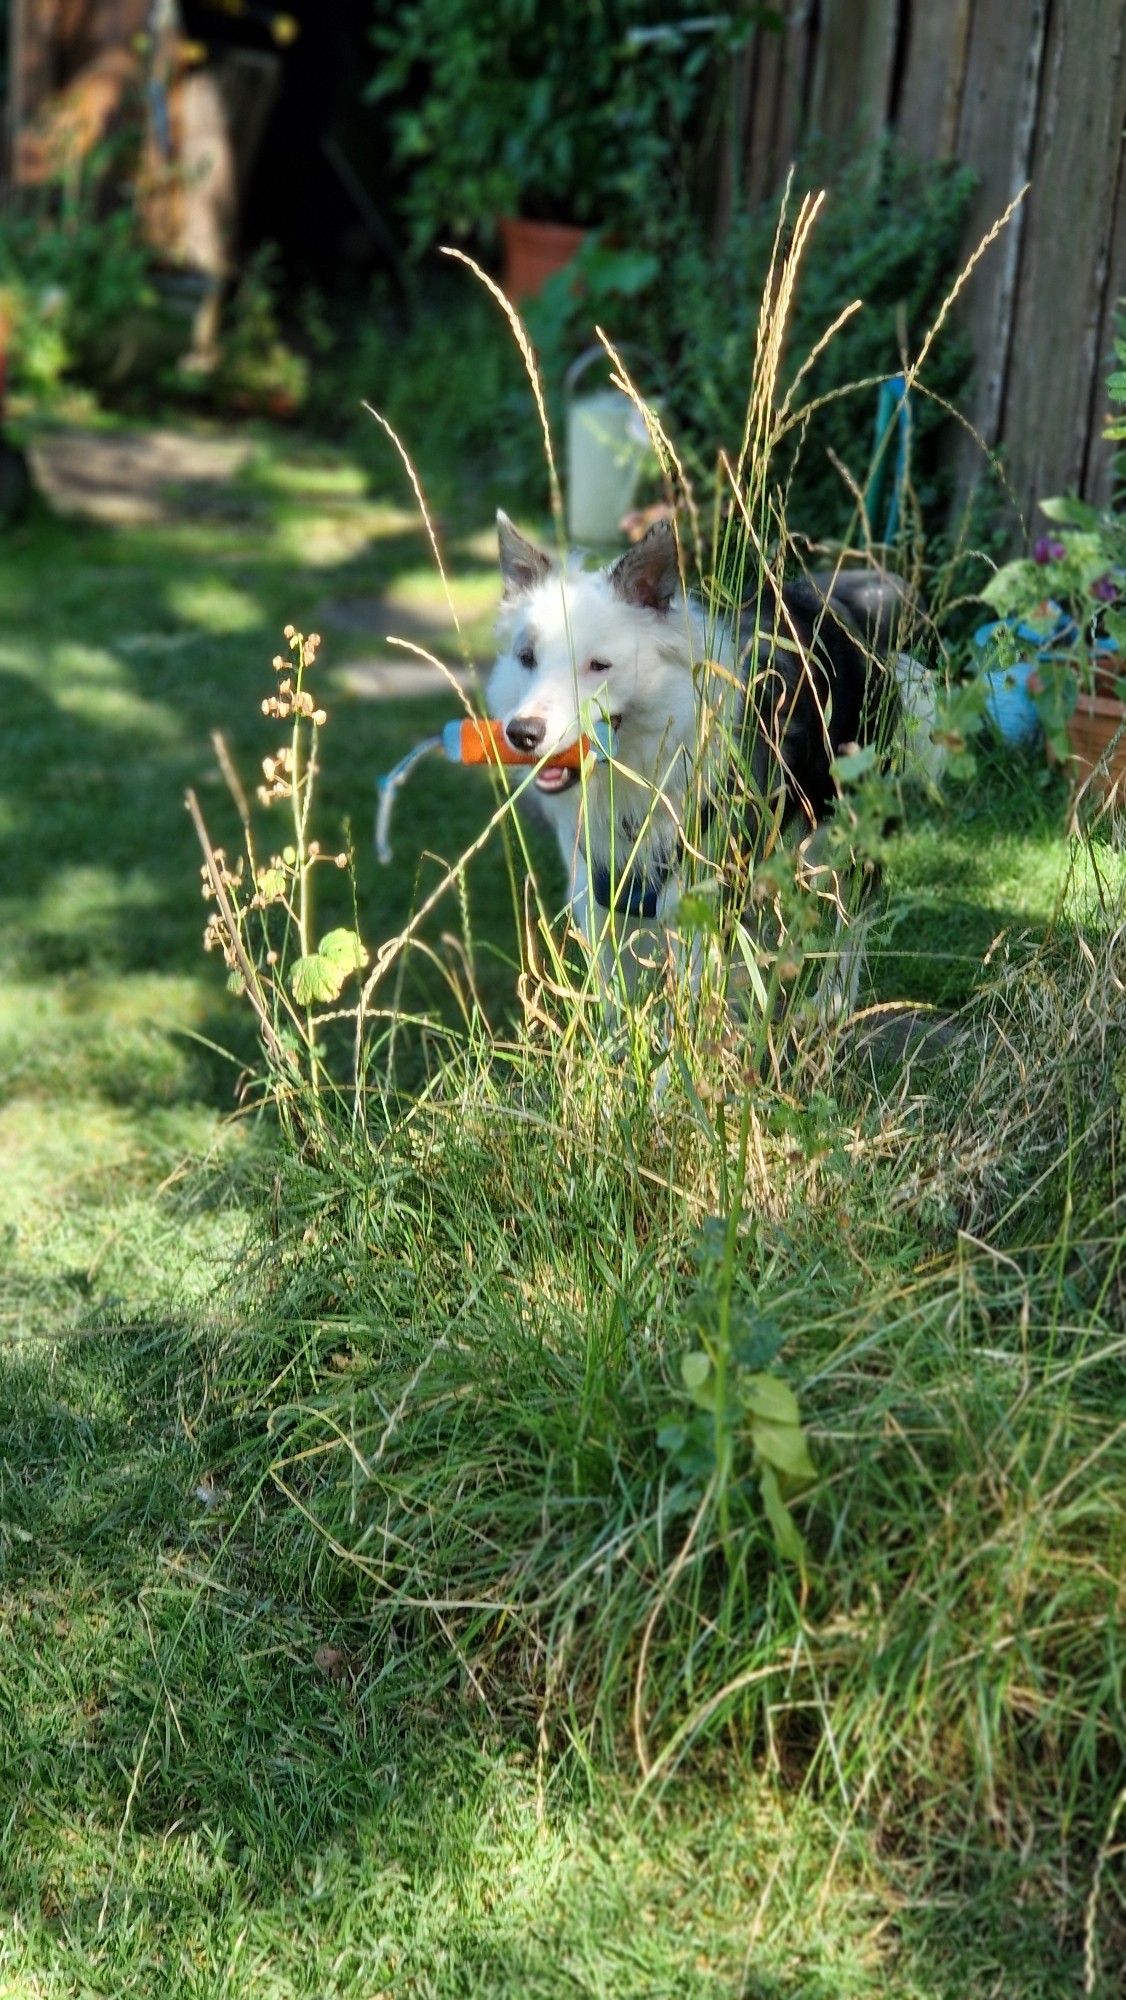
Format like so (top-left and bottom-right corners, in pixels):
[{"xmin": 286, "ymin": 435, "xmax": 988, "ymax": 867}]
[
  {"xmin": 656, "ymin": 1421, "xmax": 688, "ymax": 1455},
  {"xmin": 730, "ymin": 1314, "xmax": 785, "ymax": 1372},
  {"xmin": 319, "ymin": 927, "xmax": 367, "ymax": 974},
  {"xmin": 1030, "ymin": 660, "xmax": 1079, "ymax": 752},
  {"xmin": 1038, "ymin": 495, "xmax": 1098, "ymax": 528},
  {"xmin": 674, "ymin": 886, "xmax": 721, "ymax": 936},
  {"xmin": 741, "ymin": 1372, "xmax": 801, "ymax": 1426},
  {"xmin": 256, "ymin": 866, "xmax": 286, "ymax": 902},
  {"xmin": 759, "ymin": 1463, "xmax": 809, "ymax": 1569},
  {"xmin": 832, "ymin": 742, "xmax": 878, "ymax": 784},
  {"xmin": 978, "ymin": 560, "xmax": 1041, "ymax": 615},
  {"xmin": 680, "ymin": 1350, "xmax": 716, "ymax": 1411},
  {"xmin": 751, "ymin": 1417, "xmax": 817, "ymax": 1483},
  {"xmin": 288, "ymin": 952, "xmax": 346, "ymax": 1005}
]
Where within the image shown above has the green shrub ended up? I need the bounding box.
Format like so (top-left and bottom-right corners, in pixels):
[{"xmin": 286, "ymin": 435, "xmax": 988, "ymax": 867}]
[
  {"xmin": 527, "ymin": 146, "xmax": 977, "ymax": 540},
  {"xmin": 0, "ymin": 149, "xmax": 158, "ymax": 400},
  {"xmin": 207, "ymin": 245, "xmax": 309, "ymax": 417},
  {"xmin": 317, "ymin": 147, "xmax": 976, "ymax": 537},
  {"xmin": 368, "ymin": 0, "xmax": 739, "ymax": 255},
  {"xmin": 305, "ymin": 273, "xmax": 543, "ymax": 509}
]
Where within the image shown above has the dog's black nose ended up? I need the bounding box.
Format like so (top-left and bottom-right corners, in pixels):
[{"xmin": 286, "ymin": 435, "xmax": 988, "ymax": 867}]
[{"xmin": 505, "ymin": 716, "xmax": 546, "ymax": 754}]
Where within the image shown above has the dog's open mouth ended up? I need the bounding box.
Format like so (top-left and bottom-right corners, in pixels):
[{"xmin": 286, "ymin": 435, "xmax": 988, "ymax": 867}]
[
  {"xmin": 534, "ymin": 718, "xmax": 619, "ymax": 794},
  {"xmin": 534, "ymin": 766, "xmax": 579, "ymax": 794}
]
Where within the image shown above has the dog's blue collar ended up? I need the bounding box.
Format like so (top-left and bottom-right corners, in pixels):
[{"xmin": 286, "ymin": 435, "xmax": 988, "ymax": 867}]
[
  {"xmin": 591, "ymin": 857, "xmax": 671, "ymax": 920},
  {"xmin": 590, "ymin": 795, "xmax": 716, "ymax": 920}
]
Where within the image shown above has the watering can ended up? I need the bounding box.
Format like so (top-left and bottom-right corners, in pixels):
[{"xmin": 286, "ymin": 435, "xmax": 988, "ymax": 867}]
[{"xmin": 565, "ymin": 347, "xmax": 654, "ymax": 545}]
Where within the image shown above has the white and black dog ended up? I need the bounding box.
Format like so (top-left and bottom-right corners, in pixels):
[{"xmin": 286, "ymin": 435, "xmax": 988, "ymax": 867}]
[{"xmin": 486, "ymin": 511, "xmax": 938, "ymax": 1002}]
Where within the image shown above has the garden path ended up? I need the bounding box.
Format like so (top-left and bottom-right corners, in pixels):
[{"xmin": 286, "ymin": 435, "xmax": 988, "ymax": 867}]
[{"xmin": 29, "ymin": 423, "xmax": 482, "ymax": 700}]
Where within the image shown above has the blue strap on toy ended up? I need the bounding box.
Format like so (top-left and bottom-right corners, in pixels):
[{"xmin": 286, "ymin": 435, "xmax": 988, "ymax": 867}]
[
  {"xmin": 374, "ymin": 736, "xmax": 442, "ymax": 863},
  {"xmin": 863, "ymin": 374, "xmax": 911, "ymax": 546}
]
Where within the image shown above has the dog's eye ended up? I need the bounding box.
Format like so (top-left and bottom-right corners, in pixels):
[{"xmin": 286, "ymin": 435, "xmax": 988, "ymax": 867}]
[
  {"xmin": 515, "ymin": 643, "xmax": 536, "ymax": 670},
  {"xmin": 588, "ymin": 657, "xmax": 612, "ymax": 675}
]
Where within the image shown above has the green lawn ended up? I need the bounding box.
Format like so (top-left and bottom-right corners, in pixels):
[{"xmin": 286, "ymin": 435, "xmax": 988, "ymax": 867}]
[{"xmin": 1, "ymin": 417, "xmax": 1122, "ymax": 1999}]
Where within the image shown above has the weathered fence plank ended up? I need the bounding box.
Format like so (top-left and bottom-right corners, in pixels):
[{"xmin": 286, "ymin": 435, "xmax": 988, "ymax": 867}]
[
  {"xmin": 895, "ymin": 0, "xmax": 973, "ymax": 160},
  {"xmin": 772, "ymin": 2, "xmax": 815, "ymax": 189},
  {"xmin": 807, "ymin": 0, "xmax": 899, "ymax": 154},
  {"xmin": 1087, "ymin": 138, "xmax": 1126, "ymax": 503},
  {"xmin": 744, "ymin": 18, "xmax": 786, "ymax": 209},
  {"xmin": 734, "ymin": 0, "xmax": 1126, "ymax": 520},
  {"xmin": 1003, "ymin": 0, "xmax": 1126, "ymax": 522},
  {"xmin": 952, "ymin": 0, "xmax": 1050, "ymax": 478}
]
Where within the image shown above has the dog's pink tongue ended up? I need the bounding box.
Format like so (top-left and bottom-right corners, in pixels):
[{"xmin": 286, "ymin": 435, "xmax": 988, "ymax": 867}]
[{"xmin": 535, "ymin": 766, "xmax": 574, "ymax": 793}]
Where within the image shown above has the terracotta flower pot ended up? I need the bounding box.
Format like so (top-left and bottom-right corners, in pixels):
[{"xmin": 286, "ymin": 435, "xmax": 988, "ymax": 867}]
[
  {"xmin": 1065, "ymin": 690, "xmax": 1126, "ymax": 798},
  {"xmin": 500, "ymin": 217, "xmax": 586, "ymax": 301}
]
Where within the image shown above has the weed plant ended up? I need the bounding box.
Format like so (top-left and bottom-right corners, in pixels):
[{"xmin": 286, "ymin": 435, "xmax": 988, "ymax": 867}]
[{"xmin": 185, "ymin": 191, "xmax": 1126, "ymax": 1991}]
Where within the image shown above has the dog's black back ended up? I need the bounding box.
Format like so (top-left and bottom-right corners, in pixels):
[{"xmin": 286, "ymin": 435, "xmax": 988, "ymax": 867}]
[{"xmin": 734, "ymin": 569, "xmax": 910, "ymax": 839}]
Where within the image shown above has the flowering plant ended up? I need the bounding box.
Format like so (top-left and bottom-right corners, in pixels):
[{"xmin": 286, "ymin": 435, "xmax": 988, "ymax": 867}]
[
  {"xmin": 976, "ymin": 497, "xmax": 1126, "ymax": 752},
  {"xmin": 979, "ymin": 496, "xmax": 1125, "ymax": 670}
]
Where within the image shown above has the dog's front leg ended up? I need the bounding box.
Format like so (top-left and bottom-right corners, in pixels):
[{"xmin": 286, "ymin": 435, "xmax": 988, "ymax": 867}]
[
  {"xmin": 564, "ymin": 847, "xmax": 625, "ymax": 1014},
  {"xmin": 570, "ymin": 851, "xmax": 669, "ymax": 1015}
]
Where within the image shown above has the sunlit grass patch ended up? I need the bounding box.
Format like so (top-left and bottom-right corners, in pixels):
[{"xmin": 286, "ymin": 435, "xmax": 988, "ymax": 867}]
[{"xmin": 165, "ymin": 576, "xmax": 265, "ymax": 635}]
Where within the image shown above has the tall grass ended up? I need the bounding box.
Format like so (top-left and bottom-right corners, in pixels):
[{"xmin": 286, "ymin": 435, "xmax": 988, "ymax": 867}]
[{"xmin": 190, "ymin": 187, "xmax": 1126, "ymax": 1986}]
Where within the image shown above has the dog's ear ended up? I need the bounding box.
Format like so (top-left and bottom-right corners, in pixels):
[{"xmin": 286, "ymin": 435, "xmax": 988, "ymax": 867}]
[
  {"xmin": 497, "ymin": 510, "xmax": 553, "ymax": 600},
  {"xmin": 606, "ymin": 520, "xmax": 680, "ymax": 614}
]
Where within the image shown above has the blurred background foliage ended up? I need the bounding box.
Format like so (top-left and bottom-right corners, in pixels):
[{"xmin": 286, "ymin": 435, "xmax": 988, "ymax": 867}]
[{"xmin": 1, "ymin": 1, "xmax": 978, "ymax": 541}]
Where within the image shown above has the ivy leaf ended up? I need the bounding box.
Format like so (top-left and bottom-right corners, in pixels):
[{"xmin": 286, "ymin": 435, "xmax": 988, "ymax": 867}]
[
  {"xmin": 759, "ymin": 1463, "xmax": 809, "ymax": 1570},
  {"xmin": 289, "ymin": 930, "xmax": 367, "ymax": 1006},
  {"xmin": 319, "ymin": 928, "xmax": 368, "ymax": 974},
  {"xmin": 675, "ymin": 885, "xmax": 722, "ymax": 935},
  {"xmin": 730, "ymin": 1314, "xmax": 785, "ymax": 1372},
  {"xmin": 681, "ymin": 1350, "xmax": 710, "ymax": 1391},
  {"xmin": 979, "ymin": 560, "xmax": 1040, "ymax": 616},
  {"xmin": 289, "ymin": 952, "xmax": 345, "ymax": 1005}
]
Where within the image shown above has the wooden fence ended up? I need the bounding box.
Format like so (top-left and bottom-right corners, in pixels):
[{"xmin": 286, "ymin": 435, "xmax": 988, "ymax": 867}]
[{"xmin": 724, "ymin": 0, "xmax": 1126, "ymax": 530}]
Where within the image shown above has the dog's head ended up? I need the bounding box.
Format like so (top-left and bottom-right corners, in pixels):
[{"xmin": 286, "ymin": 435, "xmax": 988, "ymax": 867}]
[{"xmin": 486, "ymin": 513, "xmax": 698, "ymax": 797}]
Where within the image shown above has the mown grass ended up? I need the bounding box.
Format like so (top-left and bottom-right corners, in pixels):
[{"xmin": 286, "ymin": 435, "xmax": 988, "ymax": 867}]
[{"xmin": 1, "ymin": 410, "xmax": 1123, "ymax": 1999}]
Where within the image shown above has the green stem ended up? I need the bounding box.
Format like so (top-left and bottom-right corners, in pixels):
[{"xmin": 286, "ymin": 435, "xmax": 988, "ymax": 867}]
[{"xmin": 289, "ymin": 641, "xmax": 322, "ymax": 1119}]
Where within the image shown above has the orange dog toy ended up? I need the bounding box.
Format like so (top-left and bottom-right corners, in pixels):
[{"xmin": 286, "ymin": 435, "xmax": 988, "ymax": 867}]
[
  {"xmin": 440, "ymin": 717, "xmax": 604, "ymax": 768},
  {"xmin": 375, "ymin": 716, "xmax": 612, "ymax": 862}
]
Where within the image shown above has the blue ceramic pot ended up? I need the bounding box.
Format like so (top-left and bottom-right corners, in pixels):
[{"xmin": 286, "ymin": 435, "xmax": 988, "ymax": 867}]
[{"xmin": 982, "ymin": 656, "xmax": 1042, "ymax": 747}]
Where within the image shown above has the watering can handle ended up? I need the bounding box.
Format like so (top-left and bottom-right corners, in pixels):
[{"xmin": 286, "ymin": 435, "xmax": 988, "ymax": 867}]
[{"xmin": 564, "ymin": 343, "xmax": 645, "ymax": 398}]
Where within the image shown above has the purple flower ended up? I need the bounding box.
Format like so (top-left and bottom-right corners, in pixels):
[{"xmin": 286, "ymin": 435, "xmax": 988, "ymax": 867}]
[
  {"xmin": 1091, "ymin": 573, "xmax": 1119, "ymax": 602},
  {"xmin": 1033, "ymin": 535, "xmax": 1066, "ymax": 564}
]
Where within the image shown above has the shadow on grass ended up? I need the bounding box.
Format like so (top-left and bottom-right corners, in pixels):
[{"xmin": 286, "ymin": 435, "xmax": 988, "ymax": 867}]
[
  {"xmin": 0, "ymin": 488, "xmax": 520, "ymax": 1001},
  {"xmin": 0, "ymin": 1300, "xmax": 1100, "ymax": 2000}
]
